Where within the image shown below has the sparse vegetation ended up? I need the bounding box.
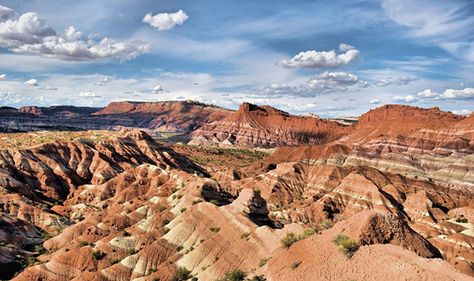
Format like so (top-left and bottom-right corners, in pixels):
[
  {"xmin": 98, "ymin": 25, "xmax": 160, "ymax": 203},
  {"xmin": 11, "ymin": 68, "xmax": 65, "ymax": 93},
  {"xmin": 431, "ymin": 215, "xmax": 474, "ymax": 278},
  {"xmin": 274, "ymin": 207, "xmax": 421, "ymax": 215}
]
[
  {"xmin": 320, "ymin": 220, "xmax": 334, "ymax": 230},
  {"xmin": 210, "ymin": 226, "xmax": 221, "ymax": 233},
  {"xmin": 299, "ymin": 227, "xmax": 319, "ymax": 240},
  {"xmin": 41, "ymin": 232, "xmax": 51, "ymax": 241},
  {"xmin": 209, "ymin": 199, "xmax": 220, "ymax": 205},
  {"xmin": 248, "ymin": 275, "xmax": 266, "ymax": 281},
  {"xmin": 79, "ymin": 241, "xmax": 93, "ymax": 247},
  {"xmin": 332, "ymin": 234, "xmax": 359, "ymax": 257},
  {"xmin": 92, "ymin": 250, "xmax": 106, "ymax": 260},
  {"xmin": 164, "ymin": 227, "xmax": 170, "ymax": 234},
  {"xmin": 192, "ymin": 199, "xmax": 203, "ymax": 205},
  {"xmin": 218, "ymin": 269, "xmax": 246, "ymax": 281},
  {"xmin": 180, "ymin": 207, "xmax": 187, "ymax": 213},
  {"xmin": 455, "ymin": 215, "xmax": 468, "ymax": 223},
  {"xmin": 240, "ymin": 232, "xmax": 250, "ymax": 239},
  {"xmin": 281, "ymin": 232, "xmax": 298, "ymax": 248},
  {"xmin": 258, "ymin": 257, "xmax": 271, "ymax": 267},
  {"xmin": 171, "ymin": 267, "xmax": 192, "ymax": 281}
]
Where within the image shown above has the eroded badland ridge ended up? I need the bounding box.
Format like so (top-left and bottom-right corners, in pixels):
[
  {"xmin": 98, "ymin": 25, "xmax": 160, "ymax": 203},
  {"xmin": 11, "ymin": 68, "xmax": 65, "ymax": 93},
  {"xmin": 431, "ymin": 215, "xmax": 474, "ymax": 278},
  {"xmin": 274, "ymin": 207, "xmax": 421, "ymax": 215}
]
[{"xmin": 0, "ymin": 101, "xmax": 473, "ymax": 281}]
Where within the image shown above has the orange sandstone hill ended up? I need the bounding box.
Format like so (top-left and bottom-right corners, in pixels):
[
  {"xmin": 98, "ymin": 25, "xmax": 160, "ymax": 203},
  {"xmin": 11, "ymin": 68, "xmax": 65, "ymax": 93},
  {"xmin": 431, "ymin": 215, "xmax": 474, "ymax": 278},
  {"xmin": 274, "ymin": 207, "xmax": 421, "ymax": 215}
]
[{"xmin": 189, "ymin": 102, "xmax": 349, "ymax": 147}]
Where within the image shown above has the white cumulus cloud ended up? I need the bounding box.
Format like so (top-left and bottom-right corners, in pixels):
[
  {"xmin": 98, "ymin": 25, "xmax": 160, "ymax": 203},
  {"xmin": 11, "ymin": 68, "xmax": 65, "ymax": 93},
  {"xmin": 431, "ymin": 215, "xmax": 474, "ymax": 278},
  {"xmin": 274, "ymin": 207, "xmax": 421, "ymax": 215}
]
[
  {"xmin": 143, "ymin": 10, "xmax": 189, "ymax": 31},
  {"xmin": 393, "ymin": 94, "xmax": 417, "ymax": 103},
  {"xmin": 440, "ymin": 88, "xmax": 474, "ymax": 99},
  {"xmin": 416, "ymin": 88, "xmax": 438, "ymax": 98},
  {"xmin": 369, "ymin": 98, "xmax": 380, "ymax": 104},
  {"xmin": 339, "ymin": 43, "xmax": 355, "ymax": 52},
  {"xmin": 258, "ymin": 71, "xmax": 360, "ymax": 97},
  {"xmin": 277, "ymin": 44, "xmax": 359, "ymax": 69},
  {"xmin": 0, "ymin": 7, "xmax": 150, "ymax": 61},
  {"xmin": 0, "ymin": 73, "xmax": 5, "ymax": 80},
  {"xmin": 24, "ymin": 79, "xmax": 39, "ymax": 86}
]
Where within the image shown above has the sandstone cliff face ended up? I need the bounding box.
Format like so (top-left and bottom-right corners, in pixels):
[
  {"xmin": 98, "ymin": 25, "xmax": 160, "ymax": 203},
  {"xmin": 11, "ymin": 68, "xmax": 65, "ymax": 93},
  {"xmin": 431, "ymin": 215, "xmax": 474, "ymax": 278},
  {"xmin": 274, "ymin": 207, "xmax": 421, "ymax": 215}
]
[{"xmin": 189, "ymin": 102, "xmax": 348, "ymax": 147}]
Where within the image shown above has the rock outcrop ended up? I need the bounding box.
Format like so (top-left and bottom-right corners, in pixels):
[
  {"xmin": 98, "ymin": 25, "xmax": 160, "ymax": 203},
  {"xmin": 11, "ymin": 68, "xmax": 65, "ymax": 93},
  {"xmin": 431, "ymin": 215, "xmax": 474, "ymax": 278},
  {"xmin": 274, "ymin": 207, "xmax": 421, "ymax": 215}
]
[{"xmin": 189, "ymin": 102, "xmax": 348, "ymax": 147}]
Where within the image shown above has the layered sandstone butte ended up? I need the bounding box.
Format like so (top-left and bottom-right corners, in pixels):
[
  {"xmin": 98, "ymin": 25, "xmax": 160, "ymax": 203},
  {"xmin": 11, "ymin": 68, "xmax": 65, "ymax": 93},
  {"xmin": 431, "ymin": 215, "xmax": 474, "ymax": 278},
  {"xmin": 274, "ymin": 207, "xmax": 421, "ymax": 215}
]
[{"xmin": 189, "ymin": 102, "xmax": 348, "ymax": 147}]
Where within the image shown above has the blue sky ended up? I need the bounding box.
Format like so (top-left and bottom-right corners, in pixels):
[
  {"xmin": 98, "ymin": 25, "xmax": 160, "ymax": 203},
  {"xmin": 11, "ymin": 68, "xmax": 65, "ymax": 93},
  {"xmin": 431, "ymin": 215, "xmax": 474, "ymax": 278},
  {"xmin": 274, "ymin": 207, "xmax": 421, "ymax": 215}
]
[{"xmin": 0, "ymin": 0, "xmax": 473, "ymax": 116}]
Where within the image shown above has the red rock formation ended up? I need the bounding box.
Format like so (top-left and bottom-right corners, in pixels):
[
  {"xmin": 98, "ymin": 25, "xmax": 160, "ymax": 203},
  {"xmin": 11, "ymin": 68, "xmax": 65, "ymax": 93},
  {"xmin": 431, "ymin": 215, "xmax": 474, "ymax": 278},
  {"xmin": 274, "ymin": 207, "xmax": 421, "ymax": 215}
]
[
  {"xmin": 190, "ymin": 102, "xmax": 348, "ymax": 147},
  {"xmin": 94, "ymin": 101, "xmax": 232, "ymax": 133}
]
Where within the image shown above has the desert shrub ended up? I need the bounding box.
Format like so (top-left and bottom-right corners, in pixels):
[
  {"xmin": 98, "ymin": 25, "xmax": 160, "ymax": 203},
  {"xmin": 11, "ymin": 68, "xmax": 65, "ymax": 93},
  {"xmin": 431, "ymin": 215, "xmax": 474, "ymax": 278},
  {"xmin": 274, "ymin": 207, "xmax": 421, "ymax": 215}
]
[
  {"xmin": 219, "ymin": 269, "xmax": 246, "ymax": 281},
  {"xmin": 92, "ymin": 250, "xmax": 106, "ymax": 260},
  {"xmin": 320, "ymin": 220, "xmax": 334, "ymax": 230},
  {"xmin": 162, "ymin": 219, "xmax": 170, "ymax": 226},
  {"xmin": 176, "ymin": 245, "xmax": 184, "ymax": 252},
  {"xmin": 258, "ymin": 257, "xmax": 271, "ymax": 267},
  {"xmin": 209, "ymin": 199, "xmax": 220, "ymax": 205},
  {"xmin": 333, "ymin": 233, "xmax": 359, "ymax": 257},
  {"xmin": 79, "ymin": 241, "xmax": 93, "ymax": 247},
  {"xmin": 41, "ymin": 232, "xmax": 51, "ymax": 241},
  {"xmin": 163, "ymin": 227, "xmax": 170, "ymax": 234},
  {"xmin": 123, "ymin": 230, "xmax": 131, "ymax": 237},
  {"xmin": 281, "ymin": 232, "xmax": 298, "ymax": 248},
  {"xmin": 27, "ymin": 256, "xmax": 39, "ymax": 265},
  {"xmin": 299, "ymin": 228, "xmax": 318, "ymax": 240},
  {"xmin": 180, "ymin": 207, "xmax": 187, "ymax": 213},
  {"xmin": 108, "ymin": 258, "xmax": 120, "ymax": 265},
  {"xmin": 455, "ymin": 215, "xmax": 468, "ymax": 223},
  {"xmin": 210, "ymin": 226, "xmax": 221, "ymax": 233},
  {"xmin": 171, "ymin": 267, "xmax": 192, "ymax": 281},
  {"xmin": 240, "ymin": 232, "xmax": 250, "ymax": 239},
  {"xmin": 248, "ymin": 275, "xmax": 266, "ymax": 281},
  {"xmin": 192, "ymin": 199, "xmax": 203, "ymax": 205}
]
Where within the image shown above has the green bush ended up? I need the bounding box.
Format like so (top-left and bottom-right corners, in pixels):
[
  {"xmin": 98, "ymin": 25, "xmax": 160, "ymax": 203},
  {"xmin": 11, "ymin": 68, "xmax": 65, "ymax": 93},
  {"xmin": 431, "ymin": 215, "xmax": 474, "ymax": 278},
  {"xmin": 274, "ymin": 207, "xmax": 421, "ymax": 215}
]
[
  {"xmin": 209, "ymin": 199, "xmax": 220, "ymax": 205},
  {"xmin": 455, "ymin": 215, "xmax": 468, "ymax": 223},
  {"xmin": 171, "ymin": 267, "xmax": 192, "ymax": 281},
  {"xmin": 332, "ymin": 234, "xmax": 359, "ymax": 257},
  {"xmin": 281, "ymin": 232, "xmax": 298, "ymax": 248},
  {"xmin": 299, "ymin": 228, "xmax": 318, "ymax": 240},
  {"xmin": 79, "ymin": 241, "xmax": 93, "ymax": 247},
  {"xmin": 248, "ymin": 275, "xmax": 266, "ymax": 281},
  {"xmin": 258, "ymin": 257, "xmax": 270, "ymax": 267},
  {"xmin": 218, "ymin": 269, "xmax": 246, "ymax": 281},
  {"xmin": 92, "ymin": 250, "xmax": 106, "ymax": 260},
  {"xmin": 210, "ymin": 226, "xmax": 221, "ymax": 233}
]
